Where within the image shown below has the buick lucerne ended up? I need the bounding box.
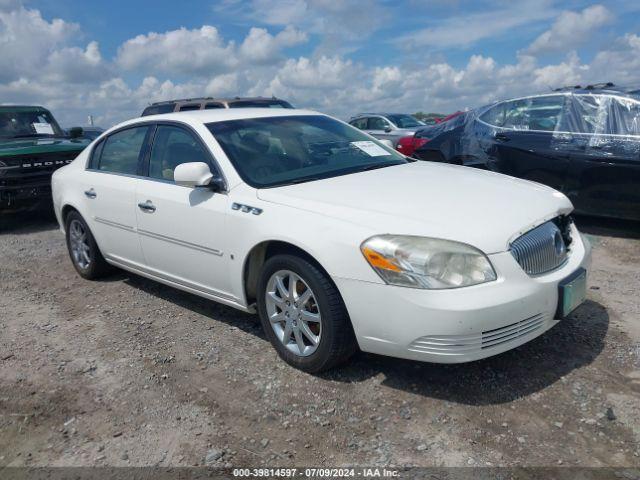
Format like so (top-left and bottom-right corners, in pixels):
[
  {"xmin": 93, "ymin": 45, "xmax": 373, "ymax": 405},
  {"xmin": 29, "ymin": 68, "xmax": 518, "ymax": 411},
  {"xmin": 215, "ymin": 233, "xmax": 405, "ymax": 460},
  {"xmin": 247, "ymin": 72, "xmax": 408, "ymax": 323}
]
[{"xmin": 52, "ymin": 109, "xmax": 592, "ymax": 372}]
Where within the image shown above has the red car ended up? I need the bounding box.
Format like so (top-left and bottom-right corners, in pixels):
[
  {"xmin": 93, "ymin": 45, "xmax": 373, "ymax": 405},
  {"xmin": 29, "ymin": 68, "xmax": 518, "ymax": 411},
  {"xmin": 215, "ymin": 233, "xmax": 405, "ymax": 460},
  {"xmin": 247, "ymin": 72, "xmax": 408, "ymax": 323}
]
[{"xmin": 396, "ymin": 111, "xmax": 464, "ymax": 156}]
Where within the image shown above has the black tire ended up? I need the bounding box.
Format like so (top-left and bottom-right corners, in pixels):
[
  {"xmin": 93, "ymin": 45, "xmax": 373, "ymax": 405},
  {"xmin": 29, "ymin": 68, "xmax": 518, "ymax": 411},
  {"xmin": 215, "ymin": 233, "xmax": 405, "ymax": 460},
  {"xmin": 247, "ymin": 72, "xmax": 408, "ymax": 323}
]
[
  {"xmin": 257, "ymin": 254, "xmax": 357, "ymax": 372},
  {"xmin": 64, "ymin": 210, "xmax": 112, "ymax": 280}
]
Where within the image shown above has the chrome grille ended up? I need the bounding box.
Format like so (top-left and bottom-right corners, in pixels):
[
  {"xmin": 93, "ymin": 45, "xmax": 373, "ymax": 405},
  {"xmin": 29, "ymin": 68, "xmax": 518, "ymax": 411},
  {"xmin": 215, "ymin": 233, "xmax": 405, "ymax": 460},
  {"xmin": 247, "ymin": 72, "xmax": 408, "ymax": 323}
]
[{"xmin": 510, "ymin": 221, "xmax": 568, "ymax": 276}]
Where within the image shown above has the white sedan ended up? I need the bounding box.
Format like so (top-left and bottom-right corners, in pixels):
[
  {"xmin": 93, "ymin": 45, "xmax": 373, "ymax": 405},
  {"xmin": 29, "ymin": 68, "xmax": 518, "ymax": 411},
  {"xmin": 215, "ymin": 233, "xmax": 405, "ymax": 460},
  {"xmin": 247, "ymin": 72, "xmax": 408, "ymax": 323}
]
[{"xmin": 52, "ymin": 109, "xmax": 591, "ymax": 372}]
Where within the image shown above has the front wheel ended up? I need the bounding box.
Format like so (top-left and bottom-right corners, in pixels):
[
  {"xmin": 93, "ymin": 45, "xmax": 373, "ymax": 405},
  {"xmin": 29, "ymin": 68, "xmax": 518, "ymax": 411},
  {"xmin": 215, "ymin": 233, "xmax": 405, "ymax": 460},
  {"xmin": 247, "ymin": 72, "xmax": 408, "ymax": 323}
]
[{"xmin": 257, "ymin": 254, "xmax": 357, "ymax": 372}]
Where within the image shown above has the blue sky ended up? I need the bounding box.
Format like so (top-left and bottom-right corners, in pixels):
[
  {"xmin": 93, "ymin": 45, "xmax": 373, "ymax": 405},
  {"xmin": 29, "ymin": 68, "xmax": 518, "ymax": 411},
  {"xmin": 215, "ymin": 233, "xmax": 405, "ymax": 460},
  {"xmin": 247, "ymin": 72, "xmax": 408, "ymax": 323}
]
[{"xmin": 2, "ymin": 0, "xmax": 640, "ymax": 126}]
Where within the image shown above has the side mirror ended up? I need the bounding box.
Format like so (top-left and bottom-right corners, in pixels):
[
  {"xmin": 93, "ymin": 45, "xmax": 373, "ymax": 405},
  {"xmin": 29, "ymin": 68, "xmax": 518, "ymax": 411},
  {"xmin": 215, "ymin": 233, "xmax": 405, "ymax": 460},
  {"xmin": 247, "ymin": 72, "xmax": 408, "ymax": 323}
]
[
  {"xmin": 69, "ymin": 127, "xmax": 84, "ymax": 139},
  {"xmin": 384, "ymin": 126, "xmax": 392, "ymax": 133},
  {"xmin": 379, "ymin": 139, "xmax": 394, "ymax": 149},
  {"xmin": 174, "ymin": 162, "xmax": 217, "ymax": 188}
]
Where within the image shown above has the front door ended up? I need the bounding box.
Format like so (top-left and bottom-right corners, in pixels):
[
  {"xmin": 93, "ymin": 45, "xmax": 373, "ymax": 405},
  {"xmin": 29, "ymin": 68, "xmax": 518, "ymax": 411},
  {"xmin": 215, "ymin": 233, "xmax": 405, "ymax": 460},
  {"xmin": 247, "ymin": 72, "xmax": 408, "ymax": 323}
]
[
  {"xmin": 135, "ymin": 124, "xmax": 233, "ymax": 299},
  {"xmin": 366, "ymin": 117, "xmax": 394, "ymax": 141},
  {"xmin": 479, "ymin": 95, "xmax": 571, "ymax": 190}
]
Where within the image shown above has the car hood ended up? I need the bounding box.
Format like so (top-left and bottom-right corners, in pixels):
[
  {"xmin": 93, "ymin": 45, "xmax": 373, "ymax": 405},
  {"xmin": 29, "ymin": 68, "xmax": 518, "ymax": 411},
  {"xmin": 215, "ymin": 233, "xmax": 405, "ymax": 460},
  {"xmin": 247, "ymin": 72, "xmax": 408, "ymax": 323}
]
[
  {"xmin": 256, "ymin": 162, "xmax": 573, "ymax": 254},
  {"xmin": 0, "ymin": 137, "xmax": 89, "ymax": 158}
]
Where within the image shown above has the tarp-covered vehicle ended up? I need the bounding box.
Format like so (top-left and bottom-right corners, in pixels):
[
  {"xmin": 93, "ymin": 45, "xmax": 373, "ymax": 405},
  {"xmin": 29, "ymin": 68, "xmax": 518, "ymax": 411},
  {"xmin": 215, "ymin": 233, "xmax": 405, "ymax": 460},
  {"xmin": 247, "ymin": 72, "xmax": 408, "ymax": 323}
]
[
  {"xmin": 0, "ymin": 106, "xmax": 90, "ymax": 212},
  {"xmin": 413, "ymin": 87, "xmax": 640, "ymax": 221}
]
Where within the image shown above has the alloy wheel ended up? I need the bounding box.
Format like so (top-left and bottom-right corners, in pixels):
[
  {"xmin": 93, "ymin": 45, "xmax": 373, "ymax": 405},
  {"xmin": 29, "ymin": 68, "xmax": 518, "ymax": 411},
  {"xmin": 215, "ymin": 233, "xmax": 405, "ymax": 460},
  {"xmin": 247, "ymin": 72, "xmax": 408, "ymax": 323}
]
[
  {"xmin": 265, "ymin": 269, "xmax": 322, "ymax": 357},
  {"xmin": 69, "ymin": 219, "xmax": 91, "ymax": 270}
]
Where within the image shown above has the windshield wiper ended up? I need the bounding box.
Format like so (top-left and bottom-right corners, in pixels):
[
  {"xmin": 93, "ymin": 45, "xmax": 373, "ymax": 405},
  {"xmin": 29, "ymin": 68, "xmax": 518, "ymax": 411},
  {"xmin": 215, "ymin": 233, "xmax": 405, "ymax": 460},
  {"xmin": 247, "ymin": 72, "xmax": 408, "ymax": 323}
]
[
  {"xmin": 9, "ymin": 133, "xmax": 55, "ymax": 139},
  {"xmin": 277, "ymin": 176, "xmax": 324, "ymax": 186},
  {"xmin": 353, "ymin": 162, "xmax": 404, "ymax": 173}
]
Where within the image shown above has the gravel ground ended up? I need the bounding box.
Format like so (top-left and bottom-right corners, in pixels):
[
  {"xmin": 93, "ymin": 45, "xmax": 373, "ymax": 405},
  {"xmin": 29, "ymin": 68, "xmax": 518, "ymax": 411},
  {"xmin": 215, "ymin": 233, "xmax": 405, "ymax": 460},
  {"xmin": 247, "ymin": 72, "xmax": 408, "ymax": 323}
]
[{"xmin": 0, "ymin": 210, "xmax": 639, "ymax": 468}]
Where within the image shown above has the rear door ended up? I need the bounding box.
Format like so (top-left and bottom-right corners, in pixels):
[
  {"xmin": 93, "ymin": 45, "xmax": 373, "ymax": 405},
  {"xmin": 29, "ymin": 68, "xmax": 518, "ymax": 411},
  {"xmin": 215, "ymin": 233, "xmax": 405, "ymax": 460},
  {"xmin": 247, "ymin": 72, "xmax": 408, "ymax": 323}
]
[
  {"xmin": 565, "ymin": 94, "xmax": 640, "ymax": 220},
  {"xmin": 134, "ymin": 122, "xmax": 233, "ymax": 299},
  {"xmin": 82, "ymin": 125, "xmax": 151, "ymax": 266},
  {"xmin": 478, "ymin": 95, "xmax": 571, "ymax": 191}
]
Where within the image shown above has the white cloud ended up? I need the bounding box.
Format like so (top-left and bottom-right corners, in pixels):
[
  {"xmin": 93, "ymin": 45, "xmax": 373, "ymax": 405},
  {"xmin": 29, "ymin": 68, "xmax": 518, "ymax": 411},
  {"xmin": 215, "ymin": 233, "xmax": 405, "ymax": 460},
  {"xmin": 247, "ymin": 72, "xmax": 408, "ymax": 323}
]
[
  {"xmin": 218, "ymin": 0, "xmax": 387, "ymax": 53},
  {"xmin": 205, "ymin": 73, "xmax": 240, "ymax": 96},
  {"xmin": 0, "ymin": 5, "xmax": 81, "ymax": 82},
  {"xmin": 395, "ymin": 0, "xmax": 557, "ymax": 49},
  {"xmin": 239, "ymin": 25, "xmax": 307, "ymax": 63},
  {"xmin": 527, "ymin": 4, "xmax": 614, "ymax": 55},
  {"xmin": 116, "ymin": 26, "xmax": 239, "ymax": 76},
  {"xmin": 2, "ymin": 1, "xmax": 640, "ymax": 130}
]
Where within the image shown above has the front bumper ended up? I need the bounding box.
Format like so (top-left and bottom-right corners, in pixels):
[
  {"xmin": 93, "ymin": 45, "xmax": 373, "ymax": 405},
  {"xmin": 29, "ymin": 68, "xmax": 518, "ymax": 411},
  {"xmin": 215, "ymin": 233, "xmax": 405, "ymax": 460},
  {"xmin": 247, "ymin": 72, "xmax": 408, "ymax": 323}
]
[
  {"xmin": 335, "ymin": 232, "xmax": 592, "ymax": 364},
  {"xmin": 0, "ymin": 182, "xmax": 52, "ymax": 209}
]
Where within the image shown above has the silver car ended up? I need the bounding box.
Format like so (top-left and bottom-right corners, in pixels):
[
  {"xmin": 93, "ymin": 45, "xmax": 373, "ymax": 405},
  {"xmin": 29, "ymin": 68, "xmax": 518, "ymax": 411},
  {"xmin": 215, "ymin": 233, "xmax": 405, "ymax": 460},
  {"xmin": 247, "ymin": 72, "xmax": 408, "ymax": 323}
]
[{"xmin": 348, "ymin": 113, "xmax": 425, "ymax": 146}]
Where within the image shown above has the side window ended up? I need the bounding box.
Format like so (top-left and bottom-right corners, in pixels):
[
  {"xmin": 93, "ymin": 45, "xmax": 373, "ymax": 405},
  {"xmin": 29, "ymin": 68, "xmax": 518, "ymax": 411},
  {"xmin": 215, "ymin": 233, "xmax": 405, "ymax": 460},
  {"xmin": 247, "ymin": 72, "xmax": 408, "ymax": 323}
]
[
  {"xmin": 368, "ymin": 117, "xmax": 388, "ymax": 130},
  {"xmin": 501, "ymin": 96, "xmax": 564, "ymax": 131},
  {"xmin": 178, "ymin": 104, "xmax": 201, "ymax": 112},
  {"xmin": 480, "ymin": 103, "xmax": 506, "ymax": 127},
  {"xmin": 142, "ymin": 104, "xmax": 175, "ymax": 116},
  {"xmin": 525, "ymin": 96, "xmax": 565, "ymax": 131},
  {"xmin": 608, "ymin": 97, "xmax": 640, "ymax": 136},
  {"xmin": 350, "ymin": 118, "xmax": 367, "ymax": 130},
  {"xmin": 148, "ymin": 125, "xmax": 211, "ymax": 182},
  {"xmin": 98, "ymin": 126, "xmax": 149, "ymax": 175},
  {"xmin": 205, "ymin": 103, "xmax": 224, "ymax": 109}
]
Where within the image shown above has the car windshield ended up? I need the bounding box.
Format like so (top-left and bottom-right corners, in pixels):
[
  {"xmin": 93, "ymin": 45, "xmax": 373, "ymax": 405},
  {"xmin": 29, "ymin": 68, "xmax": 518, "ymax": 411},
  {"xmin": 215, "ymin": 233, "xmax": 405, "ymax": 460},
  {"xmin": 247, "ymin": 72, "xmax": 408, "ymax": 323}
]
[
  {"xmin": 0, "ymin": 109, "xmax": 64, "ymax": 139},
  {"xmin": 228, "ymin": 100, "xmax": 294, "ymax": 109},
  {"xmin": 207, "ymin": 115, "xmax": 408, "ymax": 188},
  {"xmin": 386, "ymin": 114, "xmax": 424, "ymax": 128}
]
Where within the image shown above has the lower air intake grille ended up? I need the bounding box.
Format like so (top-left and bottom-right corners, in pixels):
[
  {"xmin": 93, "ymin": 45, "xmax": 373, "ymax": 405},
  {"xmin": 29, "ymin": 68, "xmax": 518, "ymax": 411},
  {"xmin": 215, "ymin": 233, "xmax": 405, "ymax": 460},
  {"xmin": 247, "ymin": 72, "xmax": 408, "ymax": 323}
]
[{"xmin": 408, "ymin": 313, "xmax": 547, "ymax": 356}]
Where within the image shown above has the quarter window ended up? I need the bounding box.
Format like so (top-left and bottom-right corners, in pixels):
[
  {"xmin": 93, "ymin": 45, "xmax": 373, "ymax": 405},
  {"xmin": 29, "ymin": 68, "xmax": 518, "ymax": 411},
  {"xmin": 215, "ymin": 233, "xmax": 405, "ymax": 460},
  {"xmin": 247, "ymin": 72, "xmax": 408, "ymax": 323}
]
[
  {"xmin": 97, "ymin": 126, "xmax": 150, "ymax": 175},
  {"xmin": 148, "ymin": 125, "xmax": 211, "ymax": 181}
]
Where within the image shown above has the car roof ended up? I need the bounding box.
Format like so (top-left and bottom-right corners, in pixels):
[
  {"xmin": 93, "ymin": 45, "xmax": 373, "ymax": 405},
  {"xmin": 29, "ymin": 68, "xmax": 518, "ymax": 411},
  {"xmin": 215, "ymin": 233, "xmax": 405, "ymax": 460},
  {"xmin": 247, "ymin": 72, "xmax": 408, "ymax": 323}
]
[{"xmin": 115, "ymin": 108, "xmax": 324, "ymax": 130}]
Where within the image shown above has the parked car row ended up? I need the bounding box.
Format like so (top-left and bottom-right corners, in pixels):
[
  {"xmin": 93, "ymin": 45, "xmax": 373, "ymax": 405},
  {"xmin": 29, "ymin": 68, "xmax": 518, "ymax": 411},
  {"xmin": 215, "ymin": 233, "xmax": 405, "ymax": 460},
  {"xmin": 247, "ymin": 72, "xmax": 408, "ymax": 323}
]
[
  {"xmin": 4, "ymin": 86, "xmax": 636, "ymax": 372},
  {"xmin": 349, "ymin": 85, "xmax": 640, "ymax": 222}
]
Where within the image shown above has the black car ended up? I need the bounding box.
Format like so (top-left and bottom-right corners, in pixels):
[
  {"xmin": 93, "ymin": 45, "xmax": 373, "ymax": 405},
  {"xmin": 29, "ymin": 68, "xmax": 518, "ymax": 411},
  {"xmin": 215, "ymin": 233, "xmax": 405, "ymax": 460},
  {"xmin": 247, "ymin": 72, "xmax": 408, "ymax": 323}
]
[
  {"xmin": 141, "ymin": 96, "xmax": 294, "ymax": 116},
  {"xmin": 413, "ymin": 86, "xmax": 640, "ymax": 221}
]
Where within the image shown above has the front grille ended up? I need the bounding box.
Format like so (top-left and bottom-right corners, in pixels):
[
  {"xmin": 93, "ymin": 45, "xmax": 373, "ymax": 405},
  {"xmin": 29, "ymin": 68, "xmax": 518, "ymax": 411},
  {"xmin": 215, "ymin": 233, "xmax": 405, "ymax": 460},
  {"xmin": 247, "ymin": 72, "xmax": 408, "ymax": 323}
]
[
  {"xmin": 407, "ymin": 313, "xmax": 548, "ymax": 356},
  {"xmin": 510, "ymin": 220, "xmax": 568, "ymax": 276}
]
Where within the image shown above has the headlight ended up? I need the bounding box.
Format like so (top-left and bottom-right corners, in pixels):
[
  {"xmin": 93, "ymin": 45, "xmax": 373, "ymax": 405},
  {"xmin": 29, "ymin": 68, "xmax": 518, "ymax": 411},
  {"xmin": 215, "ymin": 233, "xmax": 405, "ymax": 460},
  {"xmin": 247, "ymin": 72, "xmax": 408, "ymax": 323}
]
[{"xmin": 361, "ymin": 235, "xmax": 497, "ymax": 289}]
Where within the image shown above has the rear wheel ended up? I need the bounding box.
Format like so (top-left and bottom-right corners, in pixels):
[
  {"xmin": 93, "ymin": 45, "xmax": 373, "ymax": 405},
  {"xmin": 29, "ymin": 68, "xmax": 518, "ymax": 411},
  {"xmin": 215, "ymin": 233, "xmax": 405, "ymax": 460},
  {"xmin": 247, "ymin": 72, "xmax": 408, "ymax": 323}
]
[
  {"xmin": 65, "ymin": 211, "xmax": 112, "ymax": 279},
  {"xmin": 257, "ymin": 254, "xmax": 357, "ymax": 372}
]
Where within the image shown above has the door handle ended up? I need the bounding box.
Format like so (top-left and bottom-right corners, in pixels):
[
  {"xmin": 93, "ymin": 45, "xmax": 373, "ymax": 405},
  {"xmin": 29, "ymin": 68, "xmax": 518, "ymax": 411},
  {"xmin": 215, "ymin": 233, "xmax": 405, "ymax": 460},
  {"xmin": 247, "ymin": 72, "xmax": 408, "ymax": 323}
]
[
  {"xmin": 494, "ymin": 133, "xmax": 510, "ymax": 142},
  {"xmin": 137, "ymin": 200, "xmax": 156, "ymax": 213},
  {"xmin": 84, "ymin": 188, "xmax": 97, "ymax": 199}
]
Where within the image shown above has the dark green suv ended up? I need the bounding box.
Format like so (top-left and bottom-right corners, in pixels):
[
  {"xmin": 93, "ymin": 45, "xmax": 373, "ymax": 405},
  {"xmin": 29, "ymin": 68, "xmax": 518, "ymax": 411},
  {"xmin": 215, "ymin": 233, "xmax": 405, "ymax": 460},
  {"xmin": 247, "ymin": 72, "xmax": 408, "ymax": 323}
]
[{"xmin": 0, "ymin": 106, "xmax": 90, "ymax": 212}]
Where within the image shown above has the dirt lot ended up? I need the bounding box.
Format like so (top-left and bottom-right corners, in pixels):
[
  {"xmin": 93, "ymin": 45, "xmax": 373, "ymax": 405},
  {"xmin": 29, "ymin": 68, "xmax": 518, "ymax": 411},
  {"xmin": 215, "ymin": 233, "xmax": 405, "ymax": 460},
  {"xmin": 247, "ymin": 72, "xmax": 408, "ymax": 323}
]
[{"xmin": 1, "ymin": 211, "xmax": 639, "ymax": 468}]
